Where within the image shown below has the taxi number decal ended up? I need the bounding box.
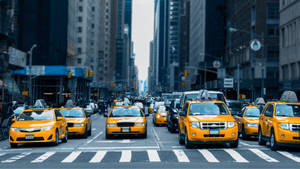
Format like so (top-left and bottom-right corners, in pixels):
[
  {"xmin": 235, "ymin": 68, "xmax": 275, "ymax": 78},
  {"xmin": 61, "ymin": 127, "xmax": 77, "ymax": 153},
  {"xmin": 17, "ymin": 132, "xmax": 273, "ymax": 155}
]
[
  {"xmin": 209, "ymin": 129, "xmax": 219, "ymax": 135},
  {"xmin": 121, "ymin": 128, "xmax": 130, "ymax": 133},
  {"xmin": 25, "ymin": 135, "xmax": 34, "ymax": 140}
]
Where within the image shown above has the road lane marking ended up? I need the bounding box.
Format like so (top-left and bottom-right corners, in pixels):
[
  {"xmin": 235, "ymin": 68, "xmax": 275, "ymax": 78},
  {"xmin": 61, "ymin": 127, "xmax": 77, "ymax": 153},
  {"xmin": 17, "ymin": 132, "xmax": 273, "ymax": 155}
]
[
  {"xmin": 89, "ymin": 151, "xmax": 107, "ymax": 163},
  {"xmin": 61, "ymin": 151, "xmax": 81, "ymax": 163},
  {"xmin": 173, "ymin": 150, "xmax": 190, "ymax": 163},
  {"xmin": 198, "ymin": 149, "xmax": 219, "ymax": 163},
  {"xmin": 152, "ymin": 128, "xmax": 161, "ymax": 149},
  {"xmin": 31, "ymin": 152, "xmax": 56, "ymax": 163},
  {"xmin": 78, "ymin": 146, "xmax": 159, "ymax": 150},
  {"xmin": 224, "ymin": 149, "xmax": 249, "ymax": 163},
  {"xmin": 96, "ymin": 140, "xmax": 135, "ymax": 143},
  {"xmin": 2, "ymin": 152, "xmax": 31, "ymax": 163},
  {"xmin": 147, "ymin": 150, "xmax": 160, "ymax": 162},
  {"xmin": 240, "ymin": 141, "xmax": 252, "ymax": 146},
  {"xmin": 278, "ymin": 151, "xmax": 300, "ymax": 162},
  {"xmin": 0, "ymin": 153, "xmax": 6, "ymax": 157},
  {"xmin": 249, "ymin": 149, "xmax": 279, "ymax": 162},
  {"xmin": 120, "ymin": 150, "xmax": 131, "ymax": 162},
  {"xmin": 86, "ymin": 131, "xmax": 103, "ymax": 144}
]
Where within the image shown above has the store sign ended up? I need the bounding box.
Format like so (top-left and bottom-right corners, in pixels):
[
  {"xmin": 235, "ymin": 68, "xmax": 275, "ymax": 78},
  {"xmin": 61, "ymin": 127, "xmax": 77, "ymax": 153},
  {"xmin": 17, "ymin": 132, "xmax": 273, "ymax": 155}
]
[
  {"xmin": 224, "ymin": 78, "xmax": 234, "ymax": 88},
  {"xmin": 8, "ymin": 47, "xmax": 26, "ymax": 67}
]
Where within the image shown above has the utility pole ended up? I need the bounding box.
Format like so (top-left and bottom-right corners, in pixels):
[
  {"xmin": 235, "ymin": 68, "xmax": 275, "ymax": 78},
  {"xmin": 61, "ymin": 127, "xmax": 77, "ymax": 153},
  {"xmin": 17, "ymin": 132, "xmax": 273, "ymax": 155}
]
[
  {"xmin": 237, "ymin": 64, "xmax": 240, "ymax": 100},
  {"xmin": 28, "ymin": 44, "xmax": 37, "ymax": 105},
  {"xmin": 261, "ymin": 33, "xmax": 265, "ymax": 98}
]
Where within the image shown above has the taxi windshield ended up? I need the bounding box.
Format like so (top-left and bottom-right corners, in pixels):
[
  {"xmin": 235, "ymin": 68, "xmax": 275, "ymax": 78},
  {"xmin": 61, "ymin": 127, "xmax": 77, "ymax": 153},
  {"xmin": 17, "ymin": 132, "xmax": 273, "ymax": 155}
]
[
  {"xmin": 60, "ymin": 109, "xmax": 85, "ymax": 118},
  {"xmin": 275, "ymin": 104, "xmax": 300, "ymax": 117},
  {"xmin": 18, "ymin": 110, "xmax": 55, "ymax": 121},
  {"xmin": 158, "ymin": 107, "xmax": 167, "ymax": 113},
  {"xmin": 185, "ymin": 94, "xmax": 199, "ymax": 101},
  {"xmin": 244, "ymin": 108, "xmax": 260, "ymax": 117},
  {"xmin": 110, "ymin": 108, "xmax": 143, "ymax": 117},
  {"xmin": 189, "ymin": 103, "xmax": 229, "ymax": 115}
]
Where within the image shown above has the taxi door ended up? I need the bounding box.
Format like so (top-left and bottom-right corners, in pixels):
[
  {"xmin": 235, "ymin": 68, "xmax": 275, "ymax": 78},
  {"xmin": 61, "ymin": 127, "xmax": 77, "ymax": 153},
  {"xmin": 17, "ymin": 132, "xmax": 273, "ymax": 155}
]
[
  {"xmin": 179, "ymin": 103, "xmax": 189, "ymax": 135},
  {"xmin": 235, "ymin": 108, "xmax": 245, "ymax": 133},
  {"xmin": 55, "ymin": 111, "xmax": 65, "ymax": 138},
  {"xmin": 261, "ymin": 104, "xmax": 274, "ymax": 137}
]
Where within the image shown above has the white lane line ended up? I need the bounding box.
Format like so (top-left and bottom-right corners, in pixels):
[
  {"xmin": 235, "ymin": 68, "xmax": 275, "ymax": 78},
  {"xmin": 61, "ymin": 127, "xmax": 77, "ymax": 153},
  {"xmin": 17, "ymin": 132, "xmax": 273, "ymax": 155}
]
[
  {"xmin": 0, "ymin": 153, "xmax": 6, "ymax": 157},
  {"xmin": 61, "ymin": 151, "xmax": 82, "ymax": 163},
  {"xmin": 31, "ymin": 152, "xmax": 56, "ymax": 163},
  {"xmin": 89, "ymin": 151, "xmax": 107, "ymax": 163},
  {"xmin": 2, "ymin": 152, "xmax": 31, "ymax": 163},
  {"xmin": 173, "ymin": 150, "xmax": 190, "ymax": 163},
  {"xmin": 224, "ymin": 149, "xmax": 249, "ymax": 163},
  {"xmin": 278, "ymin": 151, "xmax": 300, "ymax": 163},
  {"xmin": 240, "ymin": 141, "xmax": 252, "ymax": 146},
  {"xmin": 119, "ymin": 150, "xmax": 131, "ymax": 163},
  {"xmin": 78, "ymin": 146, "xmax": 159, "ymax": 150},
  {"xmin": 198, "ymin": 149, "xmax": 219, "ymax": 163},
  {"xmin": 86, "ymin": 131, "xmax": 103, "ymax": 144},
  {"xmin": 249, "ymin": 149, "xmax": 279, "ymax": 162},
  {"xmin": 147, "ymin": 150, "xmax": 161, "ymax": 162}
]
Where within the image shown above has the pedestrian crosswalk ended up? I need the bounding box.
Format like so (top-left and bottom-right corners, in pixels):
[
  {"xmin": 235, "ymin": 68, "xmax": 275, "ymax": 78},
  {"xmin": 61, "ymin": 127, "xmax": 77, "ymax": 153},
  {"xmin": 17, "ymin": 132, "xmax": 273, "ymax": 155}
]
[{"xmin": 0, "ymin": 149, "xmax": 300, "ymax": 164}]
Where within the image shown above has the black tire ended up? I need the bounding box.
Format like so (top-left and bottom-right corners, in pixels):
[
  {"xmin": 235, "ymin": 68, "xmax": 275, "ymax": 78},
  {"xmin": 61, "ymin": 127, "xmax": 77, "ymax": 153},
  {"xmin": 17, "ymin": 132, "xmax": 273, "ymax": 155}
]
[
  {"xmin": 184, "ymin": 132, "xmax": 192, "ymax": 149},
  {"xmin": 258, "ymin": 127, "xmax": 267, "ymax": 146},
  {"xmin": 241, "ymin": 126, "xmax": 248, "ymax": 140},
  {"xmin": 10, "ymin": 143, "xmax": 18, "ymax": 148},
  {"xmin": 230, "ymin": 139, "xmax": 239, "ymax": 148},
  {"xmin": 53, "ymin": 130, "xmax": 59, "ymax": 146},
  {"xmin": 270, "ymin": 130, "xmax": 279, "ymax": 151},
  {"xmin": 62, "ymin": 128, "xmax": 68, "ymax": 143},
  {"xmin": 83, "ymin": 127, "xmax": 88, "ymax": 139},
  {"xmin": 105, "ymin": 131, "xmax": 112, "ymax": 139},
  {"xmin": 178, "ymin": 131, "xmax": 185, "ymax": 145},
  {"xmin": 141, "ymin": 130, "xmax": 147, "ymax": 138},
  {"xmin": 88, "ymin": 124, "xmax": 92, "ymax": 136}
]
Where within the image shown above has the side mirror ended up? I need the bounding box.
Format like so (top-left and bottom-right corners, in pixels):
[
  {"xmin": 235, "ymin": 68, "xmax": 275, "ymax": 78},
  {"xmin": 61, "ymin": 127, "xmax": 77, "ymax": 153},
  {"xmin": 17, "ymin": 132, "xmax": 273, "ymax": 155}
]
[
  {"xmin": 179, "ymin": 111, "xmax": 186, "ymax": 117},
  {"xmin": 57, "ymin": 117, "xmax": 63, "ymax": 121},
  {"xmin": 12, "ymin": 118, "xmax": 17, "ymax": 122},
  {"xmin": 104, "ymin": 113, "xmax": 108, "ymax": 117},
  {"xmin": 86, "ymin": 112, "xmax": 91, "ymax": 117}
]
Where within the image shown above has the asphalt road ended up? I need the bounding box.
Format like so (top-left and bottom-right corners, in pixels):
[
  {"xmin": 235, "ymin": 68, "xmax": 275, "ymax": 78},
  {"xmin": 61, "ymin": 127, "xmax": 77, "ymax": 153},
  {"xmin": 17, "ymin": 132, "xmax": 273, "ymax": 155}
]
[{"xmin": 0, "ymin": 113, "xmax": 300, "ymax": 169}]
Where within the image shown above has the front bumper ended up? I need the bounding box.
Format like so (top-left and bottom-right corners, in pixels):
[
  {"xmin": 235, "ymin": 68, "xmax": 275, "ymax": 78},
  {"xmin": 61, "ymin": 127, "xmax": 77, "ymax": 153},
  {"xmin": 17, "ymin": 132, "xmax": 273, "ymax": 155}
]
[
  {"xmin": 187, "ymin": 127, "xmax": 238, "ymax": 143},
  {"xmin": 155, "ymin": 117, "xmax": 167, "ymax": 124},
  {"xmin": 276, "ymin": 129, "xmax": 300, "ymax": 145},
  {"xmin": 68, "ymin": 126, "xmax": 86, "ymax": 135},
  {"xmin": 106, "ymin": 126, "xmax": 146, "ymax": 135},
  {"xmin": 245, "ymin": 126, "xmax": 258, "ymax": 136},
  {"xmin": 9, "ymin": 129, "xmax": 56, "ymax": 143}
]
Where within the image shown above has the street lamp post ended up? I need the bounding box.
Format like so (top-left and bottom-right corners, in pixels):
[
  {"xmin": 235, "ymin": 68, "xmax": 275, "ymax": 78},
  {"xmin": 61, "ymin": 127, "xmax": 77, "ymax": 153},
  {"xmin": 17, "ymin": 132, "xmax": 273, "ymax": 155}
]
[{"xmin": 28, "ymin": 44, "xmax": 37, "ymax": 105}]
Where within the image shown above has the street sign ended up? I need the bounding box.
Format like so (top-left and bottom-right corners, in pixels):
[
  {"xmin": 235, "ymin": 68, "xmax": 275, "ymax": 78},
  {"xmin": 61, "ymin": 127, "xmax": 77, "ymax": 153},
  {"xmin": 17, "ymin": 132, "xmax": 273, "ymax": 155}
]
[
  {"xmin": 224, "ymin": 78, "xmax": 234, "ymax": 88},
  {"xmin": 213, "ymin": 60, "xmax": 221, "ymax": 69},
  {"xmin": 250, "ymin": 39, "xmax": 261, "ymax": 51}
]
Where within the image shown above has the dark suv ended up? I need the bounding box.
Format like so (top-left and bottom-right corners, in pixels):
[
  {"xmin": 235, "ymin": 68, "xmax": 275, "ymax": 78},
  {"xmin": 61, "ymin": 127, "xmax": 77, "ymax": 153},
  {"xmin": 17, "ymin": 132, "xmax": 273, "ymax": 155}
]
[{"xmin": 166, "ymin": 99, "xmax": 180, "ymax": 133}]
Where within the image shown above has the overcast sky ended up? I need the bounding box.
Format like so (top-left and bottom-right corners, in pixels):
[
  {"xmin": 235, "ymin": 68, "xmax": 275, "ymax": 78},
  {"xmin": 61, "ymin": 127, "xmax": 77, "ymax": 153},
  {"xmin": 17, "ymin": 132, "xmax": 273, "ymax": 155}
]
[{"xmin": 132, "ymin": 0, "xmax": 154, "ymax": 82}]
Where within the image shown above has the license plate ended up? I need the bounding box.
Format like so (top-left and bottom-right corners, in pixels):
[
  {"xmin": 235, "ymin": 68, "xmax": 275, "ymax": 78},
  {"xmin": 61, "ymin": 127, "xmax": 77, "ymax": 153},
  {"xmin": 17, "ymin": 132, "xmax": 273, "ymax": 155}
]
[
  {"xmin": 25, "ymin": 135, "xmax": 34, "ymax": 140},
  {"xmin": 121, "ymin": 128, "xmax": 130, "ymax": 133},
  {"xmin": 209, "ymin": 129, "xmax": 219, "ymax": 135}
]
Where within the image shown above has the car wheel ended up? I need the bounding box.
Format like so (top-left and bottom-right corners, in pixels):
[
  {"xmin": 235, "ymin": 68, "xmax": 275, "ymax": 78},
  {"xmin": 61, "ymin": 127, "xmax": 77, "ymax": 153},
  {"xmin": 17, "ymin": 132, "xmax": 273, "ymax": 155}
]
[
  {"xmin": 270, "ymin": 130, "xmax": 279, "ymax": 151},
  {"xmin": 53, "ymin": 130, "xmax": 59, "ymax": 146},
  {"xmin": 105, "ymin": 131, "xmax": 112, "ymax": 139},
  {"xmin": 184, "ymin": 131, "xmax": 192, "ymax": 149},
  {"xmin": 141, "ymin": 130, "xmax": 147, "ymax": 138},
  {"xmin": 258, "ymin": 128, "xmax": 266, "ymax": 146},
  {"xmin": 88, "ymin": 127, "xmax": 92, "ymax": 136},
  {"xmin": 62, "ymin": 128, "xmax": 68, "ymax": 143},
  {"xmin": 10, "ymin": 143, "xmax": 18, "ymax": 148},
  {"xmin": 178, "ymin": 130, "xmax": 185, "ymax": 145},
  {"xmin": 83, "ymin": 127, "xmax": 88, "ymax": 139},
  {"xmin": 230, "ymin": 139, "xmax": 239, "ymax": 148},
  {"xmin": 241, "ymin": 126, "xmax": 248, "ymax": 140}
]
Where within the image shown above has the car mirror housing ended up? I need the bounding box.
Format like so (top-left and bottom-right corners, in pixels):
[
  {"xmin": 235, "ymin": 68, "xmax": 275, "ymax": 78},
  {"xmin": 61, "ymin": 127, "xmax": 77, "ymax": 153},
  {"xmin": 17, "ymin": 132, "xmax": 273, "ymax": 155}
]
[{"xmin": 179, "ymin": 111, "xmax": 186, "ymax": 116}]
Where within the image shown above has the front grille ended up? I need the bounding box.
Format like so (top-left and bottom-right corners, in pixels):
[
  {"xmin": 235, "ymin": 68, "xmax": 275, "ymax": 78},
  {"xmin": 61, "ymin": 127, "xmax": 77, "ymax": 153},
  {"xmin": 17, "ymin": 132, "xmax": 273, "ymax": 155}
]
[
  {"xmin": 293, "ymin": 137, "xmax": 300, "ymax": 140},
  {"xmin": 201, "ymin": 122, "xmax": 226, "ymax": 130},
  {"xmin": 16, "ymin": 137, "xmax": 44, "ymax": 141},
  {"xmin": 20, "ymin": 129, "xmax": 41, "ymax": 133},
  {"xmin": 291, "ymin": 124, "xmax": 300, "ymax": 132},
  {"xmin": 204, "ymin": 134, "xmax": 225, "ymax": 137},
  {"xmin": 67, "ymin": 123, "xmax": 74, "ymax": 127},
  {"xmin": 117, "ymin": 122, "xmax": 135, "ymax": 127}
]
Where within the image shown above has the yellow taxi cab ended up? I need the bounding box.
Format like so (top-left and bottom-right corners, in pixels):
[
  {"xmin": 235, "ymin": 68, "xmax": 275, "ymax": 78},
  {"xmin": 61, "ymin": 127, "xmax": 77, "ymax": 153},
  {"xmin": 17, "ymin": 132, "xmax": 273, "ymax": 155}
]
[
  {"xmin": 178, "ymin": 100, "xmax": 239, "ymax": 148},
  {"xmin": 9, "ymin": 108, "xmax": 68, "ymax": 148},
  {"xmin": 153, "ymin": 106, "xmax": 168, "ymax": 126},
  {"xmin": 258, "ymin": 91, "xmax": 300, "ymax": 150},
  {"xmin": 106, "ymin": 106, "xmax": 147, "ymax": 138},
  {"xmin": 235, "ymin": 106, "xmax": 260, "ymax": 139},
  {"xmin": 58, "ymin": 107, "xmax": 92, "ymax": 138}
]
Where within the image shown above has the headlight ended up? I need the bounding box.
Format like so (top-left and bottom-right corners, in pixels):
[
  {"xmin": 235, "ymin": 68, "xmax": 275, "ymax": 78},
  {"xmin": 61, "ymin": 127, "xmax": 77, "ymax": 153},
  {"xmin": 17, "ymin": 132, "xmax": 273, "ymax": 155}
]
[
  {"xmin": 10, "ymin": 127, "xmax": 20, "ymax": 132},
  {"xmin": 192, "ymin": 122, "xmax": 200, "ymax": 128},
  {"xmin": 247, "ymin": 123, "xmax": 258, "ymax": 127},
  {"xmin": 280, "ymin": 123, "xmax": 289, "ymax": 130},
  {"xmin": 135, "ymin": 123, "xmax": 145, "ymax": 127},
  {"xmin": 107, "ymin": 123, "xmax": 116, "ymax": 127},
  {"xmin": 74, "ymin": 123, "xmax": 84, "ymax": 127},
  {"xmin": 156, "ymin": 114, "xmax": 161, "ymax": 118},
  {"xmin": 40, "ymin": 126, "xmax": 54, "ymax": 131},
  {"xmin": 227, "ymin": 122, "xmax": 235, "ymax": 128}
]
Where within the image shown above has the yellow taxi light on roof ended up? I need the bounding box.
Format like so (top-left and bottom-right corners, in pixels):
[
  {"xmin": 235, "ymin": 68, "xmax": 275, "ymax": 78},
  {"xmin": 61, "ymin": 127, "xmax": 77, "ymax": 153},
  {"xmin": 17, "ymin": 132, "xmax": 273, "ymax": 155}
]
[{"xmin": 280, "ymin": 91, "xmax": 298, "ymax": 103}]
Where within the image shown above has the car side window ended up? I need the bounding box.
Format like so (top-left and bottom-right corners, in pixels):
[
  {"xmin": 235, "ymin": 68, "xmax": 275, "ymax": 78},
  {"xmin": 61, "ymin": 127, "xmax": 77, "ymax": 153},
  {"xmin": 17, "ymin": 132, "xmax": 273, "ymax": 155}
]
[
  {"xmin": 55, "ymin": 111, "xmax": 62, "ymax": 118},
  {"xmin": 183, "ymin": 104, "xmax": 188, "ymax": 115},
  {"xmin": 265, "ymin": 104, "xmax": 274, "ymax": 117}
]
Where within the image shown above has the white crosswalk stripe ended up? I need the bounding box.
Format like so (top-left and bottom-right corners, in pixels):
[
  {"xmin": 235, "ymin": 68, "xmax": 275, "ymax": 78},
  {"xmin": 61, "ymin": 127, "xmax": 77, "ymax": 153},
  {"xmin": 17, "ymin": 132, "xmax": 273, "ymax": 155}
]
[
  {"xmin": 89, "ymin": 151, "xmax": 107, "ymax": 163},
  {"xmin": 173, "ymin": 150, "xmax": 190, "ymax": 162},
  {"xmin": 224, "ymin": 149, "xmax": 249, "ymax": 163},
  {"xmin": 198, "ymin": 149, "xmax": 219, "ymax": 163},
  {"xmin": 0, "ymin": 153, "xmax": 6, "ymax": 157},
  {"xmin": 61, "ymin": 151, "xmax": 81, "ymax": 163},
  {"xmin": 120, "ymin": 150, "xmax": 131, "ymax": 162},
  {"xmin": 147, "ymin": 150, "xmax": 161, "ymax": 162},
  {"xmin": 31, "ymin": 152, "xmax": 56, "ymax": 163},
  {"xmin": 278, "ymin": 151, "xmax": 300, "ymax": 163},
  {"xmin": 2, "ymin": 152, "xmax": 31, "ymax": 163},
  {"xmin": 249, "ymin": 148, "xmax": 279, "ymax": 162}
]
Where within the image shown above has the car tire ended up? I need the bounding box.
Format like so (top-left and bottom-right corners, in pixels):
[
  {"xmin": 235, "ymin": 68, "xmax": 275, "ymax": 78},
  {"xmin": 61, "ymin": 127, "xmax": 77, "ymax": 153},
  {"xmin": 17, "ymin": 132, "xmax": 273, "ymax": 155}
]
[
  {"xmin": 258, "ymin": 127, "xmax": 266, "ymax": 146},
  {"xmin": 83, "ymin": 127, "xmax": 88, "ymax": 139},
  {"xmin": 62, "ymin": 128, "xmax": 68, "ymax": 143},
  {"xmin": 141, "ymin": 130, "xmax": 147, "ymax": 138},
  {"xmin": 184, "ymin": 131, "xmax": 192, "ymax": 149},
  {"xmin": 88, "ymin": 127, "xmax": 92, "ymax": 136},
  {"xmin": 105, "ymin": 131, "xmax": 112, "ymax": 139},
  {"xmin": 270, "ymin": 129, "xmax": 279, "ymax": 151},
  {"xmin": 53, "ymin": 130, "xmax": 59, "ymax": 146},
  {"xmin": 230, "ymin": 139, "xmax": 239, "ymax": 148},
  {"xmin": 178, "ymin": 130, "xmax": 185, "ymax": 145},
  {"xmin": 241, "ymin": 126, "xmax": 248, "ymax": 140},
  {"xmin": 10, "ymin": 143, "xmax": 18, "ymax": 148}
]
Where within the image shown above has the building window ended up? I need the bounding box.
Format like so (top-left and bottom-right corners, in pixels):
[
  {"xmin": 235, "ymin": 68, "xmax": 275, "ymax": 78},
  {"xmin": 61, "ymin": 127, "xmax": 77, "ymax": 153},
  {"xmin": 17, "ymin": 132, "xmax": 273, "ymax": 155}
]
[
  {"xmin": 78, "ymin": 16, "xmax": 82, "ymax": 22},
  {"xmin": 77, "ymin": 58, "xmax": 82, "ymax": 64},
  {"xmin": 281, "ymin": 28, "xmax": 285, "ymax": 48},
  {"xmin": 77, "ymin": 48, "xmax": 82, "ymax": 54},
  {"xmin": 78, "ymin": 27, "xmax": 82, "ymax": 33},
  {"xmin": 267, "ymin": 3, "xmax": 279, "ymax": 19},
  {"xmin": 77, "ymin": 37, "xmax": 82, "ymax": 43},
  {"xmin": 91, "ymin": 24, "xmax": 95, "ymax": 28},
  {"xmin": 79, "ymin": 6, "xmax": 83, "ymax": 12},
  {"xmin": 92, "ymin": 6, "xmax": 95, "ymax": 11},
  {"xmin": 267, "ymin": 24, "xmax": 279, "ymax": 37}
]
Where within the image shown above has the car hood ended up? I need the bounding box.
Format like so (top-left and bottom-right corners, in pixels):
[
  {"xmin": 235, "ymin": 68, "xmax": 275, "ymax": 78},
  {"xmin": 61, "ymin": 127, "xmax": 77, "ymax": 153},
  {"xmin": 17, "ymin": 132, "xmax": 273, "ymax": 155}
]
[
  {"xmin": 275, "ymin": 117, "xmax": 300, "ymax": 124},
  {"xmin": 65, "ymin": 118, "xmax": 86, "ymax": 123},
  {"xmin": 189, "ymin": 115, "xmax": 235, "ymax": 122},
  {"xmin": 107, "ymin": 117, "xmax": 144, "ymax": 123},
  {"xmin": 12, "ymin": 120, "xmax": 56, "ymax": 128},
  {"xmin": 244, "ymin": 117, "xmax": 259, "ymax": 123}
]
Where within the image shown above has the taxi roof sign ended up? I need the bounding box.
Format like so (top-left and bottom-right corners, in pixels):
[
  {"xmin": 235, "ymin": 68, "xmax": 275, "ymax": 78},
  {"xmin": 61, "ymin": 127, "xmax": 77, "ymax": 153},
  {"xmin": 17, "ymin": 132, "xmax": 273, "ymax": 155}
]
[{"xmin": 280, "ymin": 91, "xmax": 298, "ymax": 103}]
